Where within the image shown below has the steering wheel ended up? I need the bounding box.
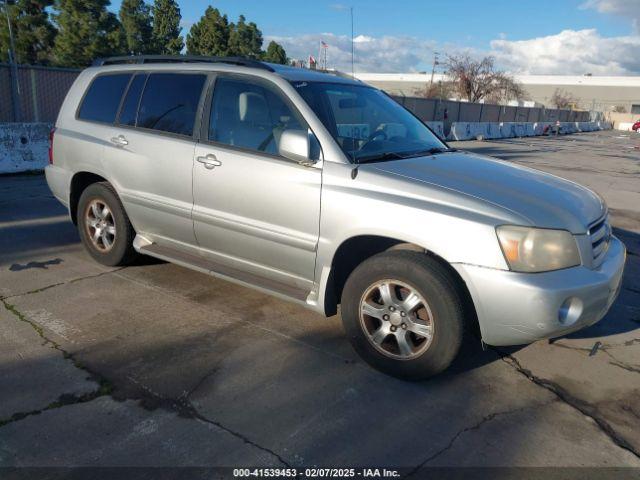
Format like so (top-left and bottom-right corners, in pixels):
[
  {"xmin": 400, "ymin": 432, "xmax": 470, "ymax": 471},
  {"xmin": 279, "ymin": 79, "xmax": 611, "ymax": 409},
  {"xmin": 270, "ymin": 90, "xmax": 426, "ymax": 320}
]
[{"xmin": 359, "ymin": 129, "xmax": 388, "ymax": 151}]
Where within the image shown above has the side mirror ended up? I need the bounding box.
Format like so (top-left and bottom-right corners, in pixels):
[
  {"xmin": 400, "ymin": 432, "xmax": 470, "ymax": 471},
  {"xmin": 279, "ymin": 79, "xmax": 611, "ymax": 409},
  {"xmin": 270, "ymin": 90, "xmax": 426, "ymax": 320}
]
[{"xmin": 278, "ymin": 129, "xmax": 317, "ymax": 165}]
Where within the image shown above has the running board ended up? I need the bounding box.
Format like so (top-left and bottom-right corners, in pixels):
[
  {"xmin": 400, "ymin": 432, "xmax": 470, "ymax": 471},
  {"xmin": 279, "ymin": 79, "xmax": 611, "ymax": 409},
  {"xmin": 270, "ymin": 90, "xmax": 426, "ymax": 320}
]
[{"xmin": 138, "ymin": 243, "xmax": 310, "ymax": 303}]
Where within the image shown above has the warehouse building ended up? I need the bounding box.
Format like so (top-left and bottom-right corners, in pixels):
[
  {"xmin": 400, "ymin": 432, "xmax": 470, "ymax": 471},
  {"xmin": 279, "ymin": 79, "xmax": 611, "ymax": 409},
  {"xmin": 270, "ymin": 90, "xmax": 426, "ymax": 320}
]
[{"xmin": 355, "ymin": 73, "xmax": 640, "ymax": 114}]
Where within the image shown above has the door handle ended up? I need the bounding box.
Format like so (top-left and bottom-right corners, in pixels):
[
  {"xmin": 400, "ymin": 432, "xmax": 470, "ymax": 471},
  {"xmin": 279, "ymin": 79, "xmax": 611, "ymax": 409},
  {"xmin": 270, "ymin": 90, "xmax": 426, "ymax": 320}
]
[
  {"xmin": 110, "ymin": 135, "xmax": 128, "ymax": 147},
  {"xmin": 196, "ymin": 154, "xmax": 222, "ymax": 170}
]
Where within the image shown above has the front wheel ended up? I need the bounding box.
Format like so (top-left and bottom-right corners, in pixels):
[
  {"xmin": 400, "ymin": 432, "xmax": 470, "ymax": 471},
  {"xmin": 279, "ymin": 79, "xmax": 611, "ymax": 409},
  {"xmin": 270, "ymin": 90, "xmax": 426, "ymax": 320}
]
[{"xmin": 341, "ymin": 250, "xmax": 465, "ymax": 380}]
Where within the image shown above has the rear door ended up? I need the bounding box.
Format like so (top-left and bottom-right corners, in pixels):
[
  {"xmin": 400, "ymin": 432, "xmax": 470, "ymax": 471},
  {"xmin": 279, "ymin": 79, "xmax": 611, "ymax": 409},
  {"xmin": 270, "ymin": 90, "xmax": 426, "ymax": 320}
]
[
  {"xmin": 192, "ymin": 74, "xmax": 322, "ymax": 295},
  {"xmin": 105, "ymin": 71, "xmax": 208, "ymax": 250}
]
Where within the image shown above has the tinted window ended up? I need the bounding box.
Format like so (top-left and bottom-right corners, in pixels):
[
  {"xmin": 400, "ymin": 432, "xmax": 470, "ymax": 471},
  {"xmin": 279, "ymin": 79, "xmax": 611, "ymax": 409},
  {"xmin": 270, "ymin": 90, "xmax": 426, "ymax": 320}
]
[
  {"xmin": 118, "ymin": 74, "xmax": 146, "ymax": 126},
  {"xmin": 209, "ymin": 77, "xmax": 305, "ymax": 155},
  {"xmin": 78, "ymin": 74, "xmax": 131, "ymax": 124},
  {"xmin": 137, "ymin": 73, "xmax": 206, "ymax": 136}
]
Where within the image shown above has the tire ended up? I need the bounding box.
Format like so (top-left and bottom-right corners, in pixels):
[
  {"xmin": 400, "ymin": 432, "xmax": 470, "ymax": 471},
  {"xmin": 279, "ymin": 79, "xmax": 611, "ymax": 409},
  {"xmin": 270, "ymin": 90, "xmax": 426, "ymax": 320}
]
[
  {"xmin": 341, "ymin": 250, "xmax": 464, "ymax": 380},
  {"xmin": 77, "ymin": 182, "xmax": 138, "ymax": 266}
]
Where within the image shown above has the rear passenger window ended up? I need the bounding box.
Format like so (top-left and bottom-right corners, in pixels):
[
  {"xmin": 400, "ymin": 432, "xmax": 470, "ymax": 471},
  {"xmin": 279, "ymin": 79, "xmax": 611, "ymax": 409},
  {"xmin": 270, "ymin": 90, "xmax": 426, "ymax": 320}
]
[
  {"xmin": 118, "ymin": 74, "xmax": 146, "ymax": 126},
  {"xmin": 78, "ymin": 74, "xmax": 131, "ymax": 124},
  {"xmin": 137, "ymin": 73, "xmax": 206, "ymax": 136}
]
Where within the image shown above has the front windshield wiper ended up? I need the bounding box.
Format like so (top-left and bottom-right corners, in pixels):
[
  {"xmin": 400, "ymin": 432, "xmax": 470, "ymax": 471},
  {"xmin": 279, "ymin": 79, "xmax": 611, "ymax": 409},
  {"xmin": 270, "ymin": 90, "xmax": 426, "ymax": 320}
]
[
  {"xmin": 355, "ymin": 151, "xmax": 408, "ymax": 164},
  {"xmin": 402, "ymin": 147, "xmax": 457, "ymax": 158},
  {"xmin": 355, "ymin": 147, "xmax": 456, "ymax": 164}
]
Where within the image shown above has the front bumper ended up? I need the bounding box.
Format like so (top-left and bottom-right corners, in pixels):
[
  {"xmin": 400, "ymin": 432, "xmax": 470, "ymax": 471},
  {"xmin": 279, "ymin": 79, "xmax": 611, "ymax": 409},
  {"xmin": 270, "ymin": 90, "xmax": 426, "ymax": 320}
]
[{"xmin": 454, "ymin": 236, "xmax": 626, "ymax": 346}]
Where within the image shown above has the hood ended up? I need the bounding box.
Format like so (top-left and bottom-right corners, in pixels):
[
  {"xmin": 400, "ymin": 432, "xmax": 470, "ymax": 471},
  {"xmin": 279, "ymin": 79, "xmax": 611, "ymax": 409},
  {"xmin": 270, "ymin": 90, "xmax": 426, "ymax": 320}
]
[{"xmin": 369, "ymin": 151, "xmax": 605, "ymax": 233}]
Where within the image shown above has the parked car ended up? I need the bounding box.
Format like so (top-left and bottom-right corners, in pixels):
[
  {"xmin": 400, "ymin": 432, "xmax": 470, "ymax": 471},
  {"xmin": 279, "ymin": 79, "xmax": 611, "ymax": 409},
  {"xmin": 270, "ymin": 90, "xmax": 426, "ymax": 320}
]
[
  {"xmin": 46, "ymin": 56, "xmax": 626, "ymax": 379},
  {"xmin": 632, "ymin": 120, "xmax": 640, "ymax": 131}
]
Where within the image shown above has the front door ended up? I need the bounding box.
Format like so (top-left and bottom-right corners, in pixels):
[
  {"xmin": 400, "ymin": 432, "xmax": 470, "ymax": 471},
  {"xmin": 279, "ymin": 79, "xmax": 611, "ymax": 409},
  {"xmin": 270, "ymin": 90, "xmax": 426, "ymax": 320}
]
[{"xmin": 192, "ymin": 74, "xmax": 322, "ymax": 294}]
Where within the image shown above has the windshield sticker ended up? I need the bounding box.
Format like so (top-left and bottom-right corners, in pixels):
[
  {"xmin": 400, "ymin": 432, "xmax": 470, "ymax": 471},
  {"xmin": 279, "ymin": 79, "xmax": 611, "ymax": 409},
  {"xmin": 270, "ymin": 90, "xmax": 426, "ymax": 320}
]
[{"xmin": 338, "ymin": 123, "xmax": 370, "ymax": 140}]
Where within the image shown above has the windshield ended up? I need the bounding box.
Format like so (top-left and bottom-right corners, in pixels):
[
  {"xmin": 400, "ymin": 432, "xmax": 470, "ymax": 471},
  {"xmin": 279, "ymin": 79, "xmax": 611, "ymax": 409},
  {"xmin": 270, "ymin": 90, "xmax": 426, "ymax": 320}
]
[{"xmin": 292, "ymin": 81, "xmax": 448, "ymax": 163}]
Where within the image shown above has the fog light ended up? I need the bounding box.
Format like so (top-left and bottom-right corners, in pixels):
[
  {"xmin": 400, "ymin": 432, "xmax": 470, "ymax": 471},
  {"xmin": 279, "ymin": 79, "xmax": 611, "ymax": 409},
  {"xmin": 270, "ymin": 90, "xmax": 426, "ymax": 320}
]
[{"xmin": 558, "ymin": 297, "xmax": 583, "ymax": 326}]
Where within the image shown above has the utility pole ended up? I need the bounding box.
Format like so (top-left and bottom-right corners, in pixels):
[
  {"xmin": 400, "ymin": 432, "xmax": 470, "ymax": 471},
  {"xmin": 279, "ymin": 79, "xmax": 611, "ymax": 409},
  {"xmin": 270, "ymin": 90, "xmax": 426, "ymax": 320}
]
[
  {"xmin": 350, "ymin": 6, "xmax": 354, "ymax": 78},
  {"xmin": 3, "ymin": 0, "xmax": 20, "ymax": 121},
  {"xmin": 428, "ymin": 51, "xmax": 439, "ymax": 93}
]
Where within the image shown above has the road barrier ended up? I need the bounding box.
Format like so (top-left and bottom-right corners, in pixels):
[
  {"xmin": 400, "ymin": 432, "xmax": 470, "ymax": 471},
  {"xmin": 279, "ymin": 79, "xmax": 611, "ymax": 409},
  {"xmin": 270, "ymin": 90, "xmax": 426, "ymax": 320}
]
[
  {"xmin": 0, "ymin": 122, "xmax": 51, "ymax": 174},
  {"xmin": 426, "ymin": 121, "xmax": 445, "ymax": 140},
  {"xmin": 446, "ymin": 120, "xmax": 610, "ymax": 141}
]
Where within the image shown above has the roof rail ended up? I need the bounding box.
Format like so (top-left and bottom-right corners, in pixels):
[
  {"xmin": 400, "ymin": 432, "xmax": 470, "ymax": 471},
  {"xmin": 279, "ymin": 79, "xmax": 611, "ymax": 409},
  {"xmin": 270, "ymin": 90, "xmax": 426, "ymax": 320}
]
[{"xmin": 92, "ymin": 55, "xmax": 275, "ymax": 72}]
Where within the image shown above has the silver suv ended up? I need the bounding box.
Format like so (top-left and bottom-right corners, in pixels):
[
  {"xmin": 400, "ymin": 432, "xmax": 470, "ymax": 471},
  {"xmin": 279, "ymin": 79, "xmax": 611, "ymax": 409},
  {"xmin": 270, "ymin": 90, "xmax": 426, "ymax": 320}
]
[{"xmin": 46, "ymin": 56, "xmax": 626, "ymax": 379}]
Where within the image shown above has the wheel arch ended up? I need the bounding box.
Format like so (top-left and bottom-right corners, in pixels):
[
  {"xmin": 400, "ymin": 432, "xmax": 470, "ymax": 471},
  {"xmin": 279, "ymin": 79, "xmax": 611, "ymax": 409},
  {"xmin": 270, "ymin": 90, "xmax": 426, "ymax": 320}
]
[
  {"xmin": 322, "ymin": 234, "xmax": 478, "ymax": 335},
  {"xmin": 69, "ymin": 171, "xmax": 109, "ymax": 225}
]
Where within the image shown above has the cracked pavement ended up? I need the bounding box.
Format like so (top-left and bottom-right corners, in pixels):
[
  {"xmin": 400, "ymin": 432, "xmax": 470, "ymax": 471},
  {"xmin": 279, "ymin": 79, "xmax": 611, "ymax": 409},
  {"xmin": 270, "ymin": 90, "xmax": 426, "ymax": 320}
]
[{"xmin": 0, "ymin": 130, "xmax": 639, "ymax": 468}]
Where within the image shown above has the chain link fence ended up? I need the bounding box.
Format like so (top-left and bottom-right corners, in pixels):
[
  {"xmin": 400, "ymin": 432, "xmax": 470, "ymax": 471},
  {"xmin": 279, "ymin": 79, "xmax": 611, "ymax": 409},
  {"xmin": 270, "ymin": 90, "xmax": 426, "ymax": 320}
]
[{"xmin": 1, "ymin": 63, "xmax": 80, "ymax": 123}]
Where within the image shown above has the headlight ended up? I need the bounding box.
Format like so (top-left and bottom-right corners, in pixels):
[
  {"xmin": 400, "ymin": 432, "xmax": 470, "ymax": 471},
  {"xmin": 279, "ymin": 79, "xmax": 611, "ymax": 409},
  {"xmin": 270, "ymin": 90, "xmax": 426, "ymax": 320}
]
[{"xmin": 496, "ymin": 226, "xmax": 581, "ymax": 272}]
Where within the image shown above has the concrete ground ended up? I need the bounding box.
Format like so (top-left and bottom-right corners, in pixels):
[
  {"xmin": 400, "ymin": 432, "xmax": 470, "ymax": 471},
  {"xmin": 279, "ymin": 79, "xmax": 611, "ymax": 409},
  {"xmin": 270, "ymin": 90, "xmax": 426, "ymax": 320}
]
[{"xmin": 0, "ymin": 130, "xmax": 639, "ymax": 470}]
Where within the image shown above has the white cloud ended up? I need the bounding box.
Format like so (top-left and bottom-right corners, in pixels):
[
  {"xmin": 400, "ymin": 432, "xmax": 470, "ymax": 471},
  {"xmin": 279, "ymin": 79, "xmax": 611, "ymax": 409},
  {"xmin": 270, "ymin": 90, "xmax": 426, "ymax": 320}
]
[
  {"xmin": 582, "ymin": 0, "xmax": 640, "ymax": 30},
  {"xmin": 489, "ymin": 29, "xmax": 640, "ymax": 75},
  {"xmin": 265, "ymin": 33, "xmax": 436, "ymax": 72}
]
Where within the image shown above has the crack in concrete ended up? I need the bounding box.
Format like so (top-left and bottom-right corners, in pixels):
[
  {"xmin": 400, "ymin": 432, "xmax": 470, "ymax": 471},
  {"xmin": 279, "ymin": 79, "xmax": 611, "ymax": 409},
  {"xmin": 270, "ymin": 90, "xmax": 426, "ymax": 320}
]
[
  {"xmin": 0, "ymin": 299, "xmax": 114, "ymax": 427},
  {"xmin": 124, "ymin": 375, "xmax": 292, "ymax": 467},
  {"xmin": 0, "ymin": 267, "xmax": 126, "ymax": 301},
  {"xmin": 406, "ymin": 403, "xmax": 547, "ymax": 476},
  {"xmin": 0, "ymin": 386, "xmax": 112, "ymax": 428},
  {"xmin": 0, "ymin": 298, "xmax": 291, "ymax": 468},
  {"xmin": 500, "ymin": 353, "xmax": 640, "ymax": 459}
]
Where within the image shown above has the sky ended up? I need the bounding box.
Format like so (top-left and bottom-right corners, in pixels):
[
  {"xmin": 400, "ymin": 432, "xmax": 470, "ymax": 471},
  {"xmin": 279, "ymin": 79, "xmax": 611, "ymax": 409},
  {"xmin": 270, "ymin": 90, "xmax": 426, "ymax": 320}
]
[{"xmin": 109, "ymin": 0, "xmax": 640, "ymax": 74}]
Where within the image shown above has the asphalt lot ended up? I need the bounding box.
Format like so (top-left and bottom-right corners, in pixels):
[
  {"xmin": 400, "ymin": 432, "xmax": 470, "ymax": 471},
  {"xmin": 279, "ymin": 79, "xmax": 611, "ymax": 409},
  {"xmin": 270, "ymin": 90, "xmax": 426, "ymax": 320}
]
[{"xmin": 0, "ymin": 130, "xmax": 639, "ymax": 470}]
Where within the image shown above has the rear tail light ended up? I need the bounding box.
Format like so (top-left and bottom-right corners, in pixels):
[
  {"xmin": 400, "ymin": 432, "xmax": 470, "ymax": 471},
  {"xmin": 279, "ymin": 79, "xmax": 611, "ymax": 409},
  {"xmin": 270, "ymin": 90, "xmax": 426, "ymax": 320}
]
[{"xmin": 48, "ymin": 127, "xmax": 56, "ymax": 164}]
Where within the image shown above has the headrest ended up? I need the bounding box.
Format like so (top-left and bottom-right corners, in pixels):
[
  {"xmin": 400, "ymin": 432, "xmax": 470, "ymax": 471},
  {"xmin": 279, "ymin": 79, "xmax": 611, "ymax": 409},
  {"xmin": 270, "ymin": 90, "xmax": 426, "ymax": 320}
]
[{"xmin": 239, "ymin": 91, "xmax": 270, "ymax": 125}]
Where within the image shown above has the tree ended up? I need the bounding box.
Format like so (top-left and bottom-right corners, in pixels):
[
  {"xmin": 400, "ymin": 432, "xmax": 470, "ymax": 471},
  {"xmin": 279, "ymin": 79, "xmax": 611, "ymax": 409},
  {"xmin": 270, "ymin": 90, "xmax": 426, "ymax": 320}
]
[
  {"xmin": 52, "ymin": 0, "xmax": 125, "ymax": 67},
  {"xmin": 415, "ymin": 80, "xmax": 455, "ymax": 99},
  {"xmin": 119, "ymin": 0, "xmax": 153, "ymax": 55},
  {"xmin": 612, "ymin": 105, "xmax": 627, "ymax": 113},
  {"xmin": 151, "ymin": 0, "xmax": 183, "ymax": 54},
  {"xmin": 228, "ymin": 15, "xmax": 262, "ymax": 58},
  {"xmin": 445, "ymin": 53, "xmax": 525, "ymax": 104},
  {"xmin": 550, "ymin": 88, "xmax": 577, "ymax": 109},
  {"xmin": 0, "ymin": 0, "xmax": 56, "ymax": 65},
  {"xmin": 262, "ymin": 40, "xmax": 287, "ymax": 64},
  {"xmin": 186, "ymin": 6, "xmax": 230, "ymax": 56}
]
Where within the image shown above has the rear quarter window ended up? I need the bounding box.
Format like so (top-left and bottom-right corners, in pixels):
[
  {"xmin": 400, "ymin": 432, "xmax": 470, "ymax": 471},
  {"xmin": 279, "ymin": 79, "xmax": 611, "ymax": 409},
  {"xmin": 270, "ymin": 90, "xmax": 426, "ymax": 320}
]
[{"xmin": 77, "ymin": 74, "xmax": 132, "ymax": 124}]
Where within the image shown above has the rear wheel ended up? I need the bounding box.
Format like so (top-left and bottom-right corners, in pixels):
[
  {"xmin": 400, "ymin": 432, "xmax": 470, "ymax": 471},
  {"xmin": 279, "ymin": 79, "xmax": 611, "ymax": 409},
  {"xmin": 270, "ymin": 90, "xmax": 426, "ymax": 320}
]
[
  {"xmin": 341, "ymin": 250, "xmax": 464, "ymax": 380},
  {"xmin": 77, "ymin": 182, "xmax": 138, "ymax": 266}
]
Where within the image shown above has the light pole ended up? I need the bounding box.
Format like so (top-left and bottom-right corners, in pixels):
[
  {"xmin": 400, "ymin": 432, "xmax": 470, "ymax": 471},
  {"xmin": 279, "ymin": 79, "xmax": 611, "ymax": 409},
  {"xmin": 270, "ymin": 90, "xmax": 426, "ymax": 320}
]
[
  {"xmin": 428, "ymin": 51, "xmax": 439, "ymax": 93},
  {"xmin": 2, "ymin": 0, "xmax": 20, "ymax": 121},
  {"xmin": 350, "ymin": 6, "xmax": 354, "ymax": 78}
]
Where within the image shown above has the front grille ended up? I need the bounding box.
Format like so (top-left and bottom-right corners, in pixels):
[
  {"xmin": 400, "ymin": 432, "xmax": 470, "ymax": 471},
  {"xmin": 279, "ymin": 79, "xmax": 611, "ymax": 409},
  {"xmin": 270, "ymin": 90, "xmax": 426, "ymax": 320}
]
[{"xmin": 589, "ymin": 214, "xmax": 611, "ymax": 265}]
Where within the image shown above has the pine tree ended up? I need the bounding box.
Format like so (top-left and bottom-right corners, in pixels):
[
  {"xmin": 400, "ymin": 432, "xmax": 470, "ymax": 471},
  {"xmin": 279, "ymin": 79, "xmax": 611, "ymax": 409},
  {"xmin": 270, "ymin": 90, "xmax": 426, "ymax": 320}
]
[
  {"xmin": 119, "ymin": 0, "xmax": 153, "ymax": 55},
  {"xmin": 151, "ymin": 0, "xmax": 183, "ymax": 54},
  {"xmin": 262, "ymin": 41, "xmax": 287, "ymax": 65},
  {"xmin": 0, "ymin": 0, "xmax": 56, "ymax": 65},
  {"xmin": 228, "ymin": 15, "xmax": 262, "ymax": 58},
  {"xmin": 52, "ymin": 0, "xmax": 125, "ymax": 67},
  {"xmin": 186, "ymin": 6, "xmax": 229, "ymax": 57}
]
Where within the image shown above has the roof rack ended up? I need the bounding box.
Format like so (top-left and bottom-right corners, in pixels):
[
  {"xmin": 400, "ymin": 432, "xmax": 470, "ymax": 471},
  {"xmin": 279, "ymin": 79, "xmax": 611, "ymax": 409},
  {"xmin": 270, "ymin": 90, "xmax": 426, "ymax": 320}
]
[{"xmin": 92, "ymin": 55, "xmax": 275, "ymax": 72}]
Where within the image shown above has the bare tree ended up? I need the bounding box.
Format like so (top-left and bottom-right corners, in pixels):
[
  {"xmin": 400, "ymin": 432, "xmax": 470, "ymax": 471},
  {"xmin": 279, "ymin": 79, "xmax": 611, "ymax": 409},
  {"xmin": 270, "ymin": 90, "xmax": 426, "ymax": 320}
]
[
  {"xmin": 444, "ymin": 54, "xmax": 525, "ymax": 104},
  {"xmin": 414, "ymin": 80, "xmax": 456, "ymax": 99},
  {"xmin": 550, "ymin": 88, "xmax": 577, "ymax": 109}
]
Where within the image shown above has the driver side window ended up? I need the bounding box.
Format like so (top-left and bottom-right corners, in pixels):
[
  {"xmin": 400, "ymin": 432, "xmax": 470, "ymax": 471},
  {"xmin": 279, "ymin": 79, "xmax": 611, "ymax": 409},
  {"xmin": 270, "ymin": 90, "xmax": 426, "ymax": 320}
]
[{"xmin": 209, "ymin": 76, "xmax": 306, "ymax": 155}]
